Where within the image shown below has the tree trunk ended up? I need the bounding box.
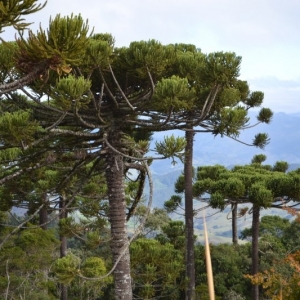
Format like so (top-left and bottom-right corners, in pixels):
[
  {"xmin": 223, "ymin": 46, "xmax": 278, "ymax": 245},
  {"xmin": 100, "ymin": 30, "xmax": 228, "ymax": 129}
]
[
  {"xmin": 184, "ymin": 129, "xmax": 196, "ymax": 300},
  {"xmin": 59, "ymin": 195, "xmax": 68, "ymax": 300},
  {"xmin": 232, "ymin": 203, "xmax": 238, "ymax": 245},
  {"xmin": 39, "ymin": 193, "xmax": 49, "ymax": 297},
  {"xmin": 105, "ymin": 130, "xmax": 132, "ymax": 300},
  {"xmin": 39, "ymin": 193, "xmax": 48, "ymax": 230},
  {"xmin": 251, "ymin": 205, "xmax": 260, "ymax": 300}
]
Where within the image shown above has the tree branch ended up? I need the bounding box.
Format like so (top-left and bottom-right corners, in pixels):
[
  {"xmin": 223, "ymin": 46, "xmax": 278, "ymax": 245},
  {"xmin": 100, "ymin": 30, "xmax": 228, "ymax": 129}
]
[{"xmin": 0, "ymin": 61, "xmax": 48, "ymax": 95}]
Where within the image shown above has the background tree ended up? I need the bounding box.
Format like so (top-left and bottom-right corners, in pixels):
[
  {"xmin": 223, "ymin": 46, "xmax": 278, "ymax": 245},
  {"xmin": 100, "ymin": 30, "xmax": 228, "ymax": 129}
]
[
  {"xmin": 240, "ymin": 215, "xmax": 290, "ymax": 241},
  {"xmin": 244, "ymin": 213, "xmax": 300, "ymax": 300},
  {"xmin": 53, "ymin": 252, "xmax": 112, "ymax": 300},
  {"xmin": 156, "ymin": 47, "xmax": 272, "ymax": 299},
  {"xmin": 247, "ymin": 249, "xmax": 300, "ymax": 300},
  {"xmin": 191, "ymin": 157, "xmax": 300, "ymax": 300},
  {"xmin": 0, "ymin": 224, "xmax": 59, "ymax": 299},
  {"xmin": 132, "ymin": 206, "xmax": 171, "ymax": 237},
  {"xmin": 130, "ymin": 238, "xmax": 185, "ymax": 299}
]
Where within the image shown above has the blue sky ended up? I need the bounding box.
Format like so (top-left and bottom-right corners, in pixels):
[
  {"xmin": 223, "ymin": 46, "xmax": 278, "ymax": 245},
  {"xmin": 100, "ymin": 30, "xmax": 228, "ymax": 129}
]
[{"xmin": 2, "ymin": 0, "xmax": 300, "ymax": 113}]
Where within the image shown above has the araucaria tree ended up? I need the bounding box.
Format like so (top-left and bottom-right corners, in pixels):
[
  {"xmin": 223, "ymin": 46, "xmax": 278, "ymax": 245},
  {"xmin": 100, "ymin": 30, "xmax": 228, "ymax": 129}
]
[
  {"xmin": 166, "ymin": 48, "xmax": 272, "ymax": 299},
  {"xmin": 1, "ymin": 8, "xmax": 273, "ymax": 300},
  {"xmin": 191, "ymin": 156, "xmax": 300, "ymax": 300}
]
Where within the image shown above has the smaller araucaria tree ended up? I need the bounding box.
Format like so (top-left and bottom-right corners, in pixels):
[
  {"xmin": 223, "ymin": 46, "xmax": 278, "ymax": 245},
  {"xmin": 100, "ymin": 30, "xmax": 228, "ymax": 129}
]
[{"xmin": 190, "ymin": 156, "xmax": 300, "ymax": 300}]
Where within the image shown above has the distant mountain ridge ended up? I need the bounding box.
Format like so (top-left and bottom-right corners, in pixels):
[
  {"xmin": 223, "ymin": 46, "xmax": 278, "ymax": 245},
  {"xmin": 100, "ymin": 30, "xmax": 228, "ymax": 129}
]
[
  {"xmin": 151, "ymin": 111, "xmax": 300, "ymax": 174},
  {"xmin": 149, "ymin": 111, "xmax": 300, "ymax": 207},
  {"xmin": 147, "ymin": 112, "xmax": 300, "ymax": 243}
]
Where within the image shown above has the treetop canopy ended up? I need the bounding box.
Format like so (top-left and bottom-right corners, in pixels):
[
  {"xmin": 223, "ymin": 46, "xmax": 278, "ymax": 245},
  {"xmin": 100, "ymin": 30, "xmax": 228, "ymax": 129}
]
[{"xmin": 0, "ymin": 0, "xmax": 47, "ymax": 33}]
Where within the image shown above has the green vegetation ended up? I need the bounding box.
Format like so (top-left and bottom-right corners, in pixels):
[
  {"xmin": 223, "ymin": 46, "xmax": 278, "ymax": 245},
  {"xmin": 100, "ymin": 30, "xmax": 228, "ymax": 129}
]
[{"xmin": 1, "ymin": 2, "xmax": 300, "ymax": 300}]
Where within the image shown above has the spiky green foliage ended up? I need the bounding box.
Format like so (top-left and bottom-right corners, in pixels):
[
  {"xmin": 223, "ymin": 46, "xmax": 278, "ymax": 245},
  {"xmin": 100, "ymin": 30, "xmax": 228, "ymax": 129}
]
[
  {"xmin": 0, "ymin": 0, "xmax": 46, "ymax": 33},
  {"xmin": 0, "ymin": 146, "xmax": 22, "ymax": 162},
  {"xmin": 155, "ymin": 135, "xmax": 186, "ymax": 164},
  {"xmin": 52, "ymin": 252, "xmax": 112, "ymax": 299},
  {"xmin": 84, "ymin": 34, "xmax": 114, "ymax": 68},
  {"xmin": 0, "ymin": 13, "xmax": 274, "ymax": 298},
  {"xmin": 156, "ymin": 220, "xmax": 186, "ymax": 250},
  {"xmin": 191, "ymin": 157, "xmax": 300, "ymax": 209},
  {"xmin": 0, "ymin": 226, "xmax": 59, "ymax": 299},
  {"xmin": 252, "ymin": 133, "xmax": 270, "ymax": 149},
  {"xmin": 52, "ymin": 75, "xmax": 92, "ymax": 110},
  {"xmin": 58, "ymin": 217, "xmax": 80, "ymax": 238},
  {"xmin": 81, "ymin": 257, "xmax": 108, "ymax": 278},
  {"xmin": 212, "ymin": 106, "xmax": 249, "ymax": 137},
  {"xmin": 204, "ymin": 52, "xmax": 241, "ymax": 85},
  {"xmin": 16, "ymin": 14, "xmax": 90, "ymax": 74},
  {"xmin": 273, "ymin": 161, "xmax": 289, "ymax": 173},
  {"xmin": 130, "ymin": 238, "xmax": 185, "ymax": 299},
  {"xmin": 251, "ymin": 154, "xmax": 267, "ymax": 164},
  {"xmin": 249, "ymin": 183, "xmax": 273, "ymax": 208},
  {"xmin": 52, "ymin": 253, "xmax": 81, "ymax": 284},
  {"xmin": 120, "ymin": 39, "xmax": 173, "ymax": 77},
  {"xmin": 0, "ymin": 42, "xmax": 18, "ymax": 81},
  {"xmin": 153, "ymin": 76, "xmax": 196, "ymax": 112},
  {"xmin": 0, "ymin": 110, "xmax": 40, "ymax": 146},
  {"xmin": 164, "ymin": 195, "xmax": 182, "ymax": 213}
]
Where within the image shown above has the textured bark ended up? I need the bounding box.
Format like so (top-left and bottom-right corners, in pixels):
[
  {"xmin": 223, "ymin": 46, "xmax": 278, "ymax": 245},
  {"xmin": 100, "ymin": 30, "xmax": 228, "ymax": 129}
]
[
  {"xmin": 105, "ymin": 130, "xmax": 132, "ymax": 300},
  {"xmin": 59, "ymin": 195, "xmax": 68, "ymax": 300},
  {"xmin": 184, "ymin": 129, "xmax": 196, "ymax": 300},
  {"xmin": 251, "ymin": 205, "xmax": 260, "ymax": 300},
  {"xmin": 232, "ymin": 203, "xmax": 238, "ymax": 244},
  {"xmin": 39, "ymin": 193, "xmax": 49, "ymax": 297},
  {"xmin": 59, "ymin": 269, "xmax": 68, "ymax": 300},
  {"xmin": 39, "ymin": 193, "xmax": 48, "ymax": 230}
]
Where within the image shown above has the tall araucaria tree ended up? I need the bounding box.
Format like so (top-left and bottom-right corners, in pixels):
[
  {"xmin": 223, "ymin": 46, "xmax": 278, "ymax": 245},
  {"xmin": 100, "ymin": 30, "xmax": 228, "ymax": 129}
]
[
  {"xmin": 1, "ymin": 13, "xmax": 272, "ymax": 300},
  {"xmin": 0, "ymin": 17, "xmax": 185, "ymax": 299}
]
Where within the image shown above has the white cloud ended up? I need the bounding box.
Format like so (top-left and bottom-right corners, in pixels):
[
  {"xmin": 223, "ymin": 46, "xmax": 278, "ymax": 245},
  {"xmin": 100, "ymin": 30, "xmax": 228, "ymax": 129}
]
[
  {"xmin": 249, "ymin": 77, "xmax": 300, "ymax": 89},
  {"xmin": 1, "ymin": 0, "xmax": 299, "ymax": 113}
]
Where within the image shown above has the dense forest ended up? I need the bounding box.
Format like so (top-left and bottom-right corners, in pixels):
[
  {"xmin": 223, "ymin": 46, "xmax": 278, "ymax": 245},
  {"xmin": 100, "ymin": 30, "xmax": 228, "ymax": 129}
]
[{"xmin": 1, "ymin": 1, "xmax": 300, "ymax": 300}]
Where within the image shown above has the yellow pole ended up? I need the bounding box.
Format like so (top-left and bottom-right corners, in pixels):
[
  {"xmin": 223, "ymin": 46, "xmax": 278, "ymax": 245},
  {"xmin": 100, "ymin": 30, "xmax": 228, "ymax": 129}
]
[{"xmin": 203, "ymin": 212, "xmax": 215, "ymax": 300}]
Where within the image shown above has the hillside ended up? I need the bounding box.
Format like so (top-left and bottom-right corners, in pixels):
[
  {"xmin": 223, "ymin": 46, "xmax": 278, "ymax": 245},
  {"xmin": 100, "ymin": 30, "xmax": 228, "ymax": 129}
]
[
  {"xmin": 151, "ymin": 111, "xmax": 300, "ymax": 174},
  {"xmin": 147, "ymin": 112, "xmax": 300, "ymax": 242},
  {"xmin": 149, "ymin": 111, "xmax": 300, "ymax": 204}
]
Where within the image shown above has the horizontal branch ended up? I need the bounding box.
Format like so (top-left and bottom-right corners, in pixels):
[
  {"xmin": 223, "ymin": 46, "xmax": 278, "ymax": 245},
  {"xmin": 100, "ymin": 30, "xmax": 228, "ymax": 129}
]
[
  {"xmin": 49, "ymin": 128, "xmax": 101, "ymax": 138},
  {"xmin": 0, "ymin": 61, "xmax": 49, "ymax": 95}
]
